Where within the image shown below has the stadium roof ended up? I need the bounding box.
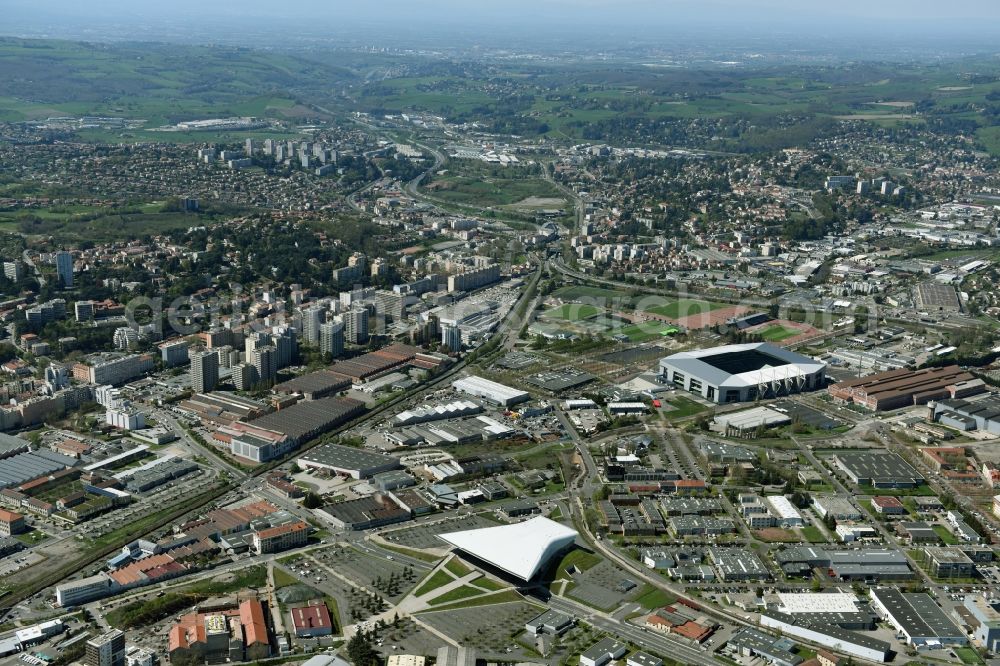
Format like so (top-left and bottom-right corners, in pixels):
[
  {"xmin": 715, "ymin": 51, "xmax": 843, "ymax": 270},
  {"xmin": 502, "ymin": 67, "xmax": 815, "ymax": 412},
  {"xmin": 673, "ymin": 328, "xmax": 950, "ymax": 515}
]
[
  {"xmin": 437, "ymin": 516, "xmax": 577, "ymax": 581},
  {"xmin": 660, "ymin": 342, "xmax": 825, "ymax": 388}
]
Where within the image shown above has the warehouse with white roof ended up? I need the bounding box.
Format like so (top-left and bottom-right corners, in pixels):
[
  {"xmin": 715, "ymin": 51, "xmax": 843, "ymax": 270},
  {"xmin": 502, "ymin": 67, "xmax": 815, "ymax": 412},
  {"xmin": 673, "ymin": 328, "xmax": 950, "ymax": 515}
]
[
  {"xmin": 437, "ymin": 516, "xmax": 577, "ymax": 581},
  {"xmin": 765, "ymin": 496, "xmax": 804, "ymax": 527},
  {"xmin": 452, "ymin": 375, "xmax": 530, "ymax": 407}
]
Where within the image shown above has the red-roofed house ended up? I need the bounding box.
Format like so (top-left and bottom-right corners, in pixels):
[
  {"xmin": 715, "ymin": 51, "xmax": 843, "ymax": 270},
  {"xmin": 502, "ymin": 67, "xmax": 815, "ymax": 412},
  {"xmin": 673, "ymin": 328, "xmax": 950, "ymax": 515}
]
[{"xmin": 289, "ymin": 601, "xmax": 333, "ymax": 637}]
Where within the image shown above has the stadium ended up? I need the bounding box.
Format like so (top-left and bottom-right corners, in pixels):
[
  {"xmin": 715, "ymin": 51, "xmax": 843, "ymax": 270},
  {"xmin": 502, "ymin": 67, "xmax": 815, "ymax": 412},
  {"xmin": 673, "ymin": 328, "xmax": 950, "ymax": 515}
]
[{"xmin": 659, "ymin": 342, "xmax": 826, "ymax": 404}]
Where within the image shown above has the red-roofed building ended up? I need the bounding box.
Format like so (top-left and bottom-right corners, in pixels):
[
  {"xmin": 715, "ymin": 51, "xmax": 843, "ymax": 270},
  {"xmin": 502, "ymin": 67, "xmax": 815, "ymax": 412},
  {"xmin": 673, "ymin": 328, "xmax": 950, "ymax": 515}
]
[
  {"xmin": 168, "ymin": 598, "xmax": 270, "ymax": 664},
  {"xmin": 0, "ymin": 508, "xmax": 25, "ymax": 536},
  {"xmin": 289, "ymin": 601, "xmax": 333, "ymax": 637},
  {"xmin": 871, "ymin": 496, "xmax": 905, "ymax": 515},
  {"xmin": 251, "ymin": 521, "xmax": 309, "ymax": 555}
]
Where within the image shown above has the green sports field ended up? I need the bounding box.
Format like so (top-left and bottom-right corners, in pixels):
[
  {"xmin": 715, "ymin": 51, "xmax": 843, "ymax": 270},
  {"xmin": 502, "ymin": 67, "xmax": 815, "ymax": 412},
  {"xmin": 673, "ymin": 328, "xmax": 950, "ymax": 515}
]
[
  {"xmin": 643, "ymin": 298, "xmax": 728, "ymax": 319},
  {"xmin": 757, "ymin": 324, "xmax": 800, "ymax": 342},
  {"xmin": 542, "ymin": 303, "xmax": 602, "ymax": 321},
  {"xmin": 619, "ymin": 321, "xmax": 678, "ymax": 342}
]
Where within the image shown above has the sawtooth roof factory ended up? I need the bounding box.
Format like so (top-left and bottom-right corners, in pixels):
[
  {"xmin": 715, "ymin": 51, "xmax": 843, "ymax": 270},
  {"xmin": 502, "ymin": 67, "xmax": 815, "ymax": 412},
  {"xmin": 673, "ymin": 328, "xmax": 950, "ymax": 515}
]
[{"xmin": 659, "ymin": 343, "xmax": 826, "ymax": 404}]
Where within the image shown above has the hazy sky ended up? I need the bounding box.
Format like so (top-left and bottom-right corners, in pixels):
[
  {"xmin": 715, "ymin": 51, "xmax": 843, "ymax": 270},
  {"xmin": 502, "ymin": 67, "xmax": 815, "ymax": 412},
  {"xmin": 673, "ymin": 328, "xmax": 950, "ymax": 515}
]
[{"xmin": 6, "ymin": 0, "xmax": 1000, "ymax": 48}]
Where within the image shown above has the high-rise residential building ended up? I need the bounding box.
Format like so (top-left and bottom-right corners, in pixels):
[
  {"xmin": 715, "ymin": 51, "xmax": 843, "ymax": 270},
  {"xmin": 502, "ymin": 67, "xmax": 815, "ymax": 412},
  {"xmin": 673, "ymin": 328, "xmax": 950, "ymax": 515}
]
[
  {"xmin": 232, "ymin": 363, "xmax": 254, "ymax": 390},
  {"xmin": 190, "ymin": 351, "xmax": 219, "ymax": 394},
  {"xmin": 75, "ymin": 300, "xmax": 95, "ymax": 322},
  {"xmin": 55, "ymin": 251, "xmax": 74, "ymax": 288},
  {"xmin": 113, "ymin": 327, "xmax": 140, "ymax": 351},
  {"xmin": 244, "ymin": 331, "xmax": 269, "ymax": 356},
  {"xmin": 447, "ymin": 264, "xmax": 500, "ymax": 293},
  {"xmin": 343, "ymin": 308, "xmax": 369, "ymax": 345},
  {"xmin": 3, "ymin": 260, "xmax": 23, "ymax": 282},
  {"xmin": 250, "ymin": 345, "xmax": 277, "ymax": 384},
  {"xmin": 271, "ymin": 327, "xmax": 297, "ymax": 368},
  {"xmin": 160, "ymin": 340, "xmax": 190, "ymax": 367},
  {"xmin": 303, "ymin": 306, "xmax": 324, "ymax": 345},
  {"xmin": 319, "ymin": 321, "xmax": 344, "ymax": 358},
  {"xmin": 86, "ymin": 629, "xmax": 126, "ymax": 666},
  {"xmin": 375, "ymin": 290, "xmax": 406, "ymax": 322},
  {"xmin": 441, "ymin": 324, "xmax": 462, "ymax": 352}
]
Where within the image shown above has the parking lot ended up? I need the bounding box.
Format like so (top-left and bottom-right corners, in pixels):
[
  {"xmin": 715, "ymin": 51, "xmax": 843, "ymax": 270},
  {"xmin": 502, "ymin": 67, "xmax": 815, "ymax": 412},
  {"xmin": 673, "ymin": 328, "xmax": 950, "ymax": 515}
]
[
  {"xmin": 772, "ymin": 400, "xmax": 843, "ymax": 430},
  {"xmin": 417, "ymin": 600, "xmax": 542, "ymax": 659},
  {"xmin": 311, "ymin": 544, "xmax": 424, "ymax": 601},
  {"xmin": 567, "ymin": 560, "xmax": 636, "ymax": 611},
  {"xmin": 387, "ymin": 514, "xmax": 501, "ymax": 550}
]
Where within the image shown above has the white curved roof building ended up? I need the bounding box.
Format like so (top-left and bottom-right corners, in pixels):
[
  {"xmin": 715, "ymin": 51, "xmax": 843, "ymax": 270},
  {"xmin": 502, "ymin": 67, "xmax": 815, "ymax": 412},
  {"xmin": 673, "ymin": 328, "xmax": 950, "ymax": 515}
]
[{"xmin": 438, "ymin": 516, "xmax": 578, "ymax": 581}]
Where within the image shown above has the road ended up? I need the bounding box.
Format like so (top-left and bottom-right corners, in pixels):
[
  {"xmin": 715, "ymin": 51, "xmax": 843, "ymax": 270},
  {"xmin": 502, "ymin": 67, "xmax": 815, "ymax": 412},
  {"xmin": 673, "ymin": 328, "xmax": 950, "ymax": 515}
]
[
  {"xmin": 547, "ymin": 595, "xmax": 718, "ymax": 666},
  {"xmin": 156, "ymin": 410, "xmax": 248, "ymax": 481}
]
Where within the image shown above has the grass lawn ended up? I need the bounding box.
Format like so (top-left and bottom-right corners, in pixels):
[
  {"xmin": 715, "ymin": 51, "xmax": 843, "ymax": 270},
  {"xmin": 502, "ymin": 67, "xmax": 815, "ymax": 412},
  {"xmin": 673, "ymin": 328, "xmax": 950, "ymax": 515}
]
[
  {"xmin": 956, "ymin": 647, "xmax": 985, "ymax": 665},
  {"xmin": 631, "ymin": 584, "xmax": 677, "ymax": 610},
  {"xmin": 754, "ymin": 528, "xmax": 800, "ymax": 543},
  {"xmin": 663, "ymin": 397, "xmax": 709, "ymax": 420},
  {"xmin": 419, "ymin": 589, "xmax": 523, "ymax": 612},
  {"xmin": 799, "ymin": 526, "xmax": 828, "ymax": 543},
  {"xmin": 444, "ymin": 557, "xmax": 472, "ymax": 578},
  {"xmin": 550, "ymin": 548, "xmax": 602, "ymax": 583},
  {"xmin": 426, "ymin": 585, "xmax": 485, "ymax": 606},
  {"xmin": 377, "ymin": 541, "xmax": 443, "ymax": 564},
  {"xmin": 273, "ymin": 567, "xmax": 300, "ymax": 589},
  {"xmin": 14, "ymin": 529, "xmax": 46, "ymax": 545},
  {"xmin": 932, "ymin": 524, "xmax": 959, "ymax": 545},
  {"xmin": 643, "ymin": 298, "xmax": 728, "ymax": 319},
  {"xmin": 544, "ymin": 303, "xmax": 602, "ymax": 321},
  {"xmin": 414, "ymin": 569, "xmax": 454, "ymax": 597},
  {"xmin": 758, "ymin": 324, "xmax": 800, "ymax": 342},
  {"xmin": 472, "ymin": 577, "xmax": 506, "ymax": 592}
]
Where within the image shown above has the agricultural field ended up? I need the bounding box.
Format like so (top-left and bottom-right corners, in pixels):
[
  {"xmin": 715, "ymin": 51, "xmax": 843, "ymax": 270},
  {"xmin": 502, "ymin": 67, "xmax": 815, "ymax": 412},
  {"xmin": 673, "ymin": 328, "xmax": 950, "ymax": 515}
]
[{"xmin": 0, "ymin": 39, "xmax": 338, "ymax": 133}]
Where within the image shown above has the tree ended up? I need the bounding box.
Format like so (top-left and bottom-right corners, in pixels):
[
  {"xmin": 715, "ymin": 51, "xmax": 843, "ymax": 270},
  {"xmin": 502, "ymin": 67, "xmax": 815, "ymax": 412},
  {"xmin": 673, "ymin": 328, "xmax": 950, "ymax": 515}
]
[
  {"xmin": 346, "ymin": 630, "xmax": 378, "ymax": 664},
  {"xmin": 302, "ymin": 492, "xmax": 322, "ymax": 509}
]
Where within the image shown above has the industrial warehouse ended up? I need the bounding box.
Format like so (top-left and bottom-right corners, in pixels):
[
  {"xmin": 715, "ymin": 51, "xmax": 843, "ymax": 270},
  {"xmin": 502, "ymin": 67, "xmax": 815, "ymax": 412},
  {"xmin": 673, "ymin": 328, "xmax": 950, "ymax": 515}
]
[
  {"xmin": 828, "ymin": 365, "xmax": 983, "ymax": 411},
  {"xmin": 658, "ymin": 343, "xmax": 826, "ymax": 404}
]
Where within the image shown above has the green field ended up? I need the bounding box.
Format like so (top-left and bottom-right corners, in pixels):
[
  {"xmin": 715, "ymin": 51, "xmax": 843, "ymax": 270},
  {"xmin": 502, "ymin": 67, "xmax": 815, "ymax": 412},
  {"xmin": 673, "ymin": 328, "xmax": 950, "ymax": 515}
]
[
  {"xmin": 955, "ymin": 647, "xmax": 985, "ymax": 665},
  {"xmin": 549, "ymin": 548, "xmax": 602, "ymax": 583},
  {"xmin": 444, "ymin": 557, "xmax": 472, "ymax": 578},
  {"xmin": 414, "ymin": 569, "xmax": 454, "ymax": 597},
  {"xmin": 0, "ymin": 39, "xmax": 337, "ymax": 133},
  {"xmin": 552, "ymin": 285, "xmax": 631, "ymax": 305},
  {"xmin": 543, "ymin": 303, "xmax": 603, "ymax": 321},
  {"xmin": 426, "ymin": 584, "xmax": 485, "ymax": 606},
  {"xmin": 423, "ymin": 175, "xmax": 564, "ymax": 208},
  {"xmin": 799, "ymin": 526, "xmax": 827, "ymax": 543},
  {"xmin": 417, "ymin": 589, "xmax": 523, "ymax": 612},
  {"xmin": 0, "ymin": 204, "xmax": 229, "ymax": 243},
  {"xmin": 932, "ymin": 524, "xmax": 959, "ymax": 545},
  {"xmin": 631, "ymin": 584, "xmax": 677, "ymax": 610},
  {"xmin": 663, "ymin": 396, "xmax": 709, "ymax": 420},
  {"xmin": 273, "ymin": 567, "xmax": 300, "ymax": 588},
  {"xmin": 758, "ymin": 324, "xmax": 800, "ymax": 342},
  {"xmin": 620, "ymin": 321, "xmax": 681, "ymax": 342},
  {"xmin": 644, "ymin": 299, "xmax": 728, "ymax": 320}
]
